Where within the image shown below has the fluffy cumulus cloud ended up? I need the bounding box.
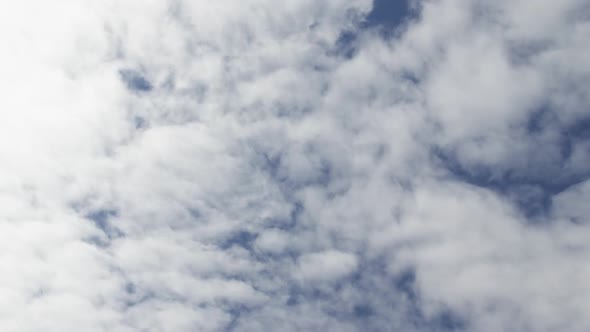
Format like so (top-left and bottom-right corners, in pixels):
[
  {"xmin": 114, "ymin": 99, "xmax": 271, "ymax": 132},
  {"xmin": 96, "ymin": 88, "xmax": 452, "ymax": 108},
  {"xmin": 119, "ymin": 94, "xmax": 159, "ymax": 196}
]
[{"xmin": 1, "ymin": 0, "xmax": 589, "ymax": 331}]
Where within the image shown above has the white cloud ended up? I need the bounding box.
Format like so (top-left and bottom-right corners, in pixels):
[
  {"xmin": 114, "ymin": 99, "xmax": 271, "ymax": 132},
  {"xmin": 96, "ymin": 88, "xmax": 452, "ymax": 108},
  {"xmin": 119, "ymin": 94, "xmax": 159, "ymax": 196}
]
[
  {"xmin": 254, "ymin": 229, "xmax": 290, "ymax": 254},
  {"xmin": 297, "ymin": 250, "xmax": 359, "ymax": 283},
  {"xmin": 0, "ymin": 0, "xmax": 589, "ymax": 331},
  {"xmin": 552, "ymin": 179, "xmax": 590, "ymax": 223}
]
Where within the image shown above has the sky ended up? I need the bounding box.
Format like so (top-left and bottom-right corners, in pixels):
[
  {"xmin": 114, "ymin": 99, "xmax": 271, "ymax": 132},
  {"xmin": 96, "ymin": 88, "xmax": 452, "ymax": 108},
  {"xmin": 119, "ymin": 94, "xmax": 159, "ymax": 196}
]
[{"xmin": 1, "ymin": 0, "xmax": 589, "ymax": 331}]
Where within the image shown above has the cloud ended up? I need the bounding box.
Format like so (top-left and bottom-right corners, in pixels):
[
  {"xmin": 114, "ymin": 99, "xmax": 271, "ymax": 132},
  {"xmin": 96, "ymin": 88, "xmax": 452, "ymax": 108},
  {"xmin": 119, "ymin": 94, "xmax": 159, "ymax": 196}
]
[
  {"xmin": 1, "ymin": 0, "xmax": 589, "ymax": 331},
  {"xmin": 297, "ymin": 250, "xmax": 359, "ymax": 283}
]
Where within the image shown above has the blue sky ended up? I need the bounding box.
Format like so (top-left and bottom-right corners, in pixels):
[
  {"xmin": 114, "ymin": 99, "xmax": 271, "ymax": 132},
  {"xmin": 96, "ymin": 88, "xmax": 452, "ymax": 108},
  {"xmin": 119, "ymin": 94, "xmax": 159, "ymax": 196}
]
[
  {"xmin": 1, "ymin": 0, "xmax": 590, "ymax": 331},
  {"xmin": 365, "ymin": 0, "xmax": 414, "ymax": 31}
]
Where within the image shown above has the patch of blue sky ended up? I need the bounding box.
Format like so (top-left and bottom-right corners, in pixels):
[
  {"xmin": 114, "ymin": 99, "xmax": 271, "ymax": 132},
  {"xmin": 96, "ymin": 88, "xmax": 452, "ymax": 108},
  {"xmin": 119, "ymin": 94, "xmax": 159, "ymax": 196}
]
[
  {"xmin": 335, "ymin": 0, "xmax": 416, "ymax": 58},
  {"xmin": 119, "ymin": 69, "xmax": 153, "ymax": 92}
]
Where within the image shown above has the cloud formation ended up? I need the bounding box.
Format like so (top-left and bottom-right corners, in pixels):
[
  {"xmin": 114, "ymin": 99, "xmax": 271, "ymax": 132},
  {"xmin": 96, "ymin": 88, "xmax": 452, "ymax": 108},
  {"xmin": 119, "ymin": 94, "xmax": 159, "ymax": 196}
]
[{"xmin": 1, "ymin": 0, "xmax": 589, "ymax": 331}]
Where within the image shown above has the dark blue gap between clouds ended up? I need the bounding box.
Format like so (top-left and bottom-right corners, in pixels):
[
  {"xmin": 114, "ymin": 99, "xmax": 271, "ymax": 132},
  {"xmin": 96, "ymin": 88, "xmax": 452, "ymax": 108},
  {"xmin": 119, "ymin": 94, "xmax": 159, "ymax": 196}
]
[
  {"xmin": 336, "ymin": 0, "xmax": 417, "ymax": 58},
  {"xmin": 366, "ymin": 0, "xmax": 415, "ymax": 32},
  {"xmin": 433, "ymin": 110, "xmax": 590, "ymax": 220},
  {"xmin": 119, "ymin": 69, "xmax": 153, "ymax": 92}
]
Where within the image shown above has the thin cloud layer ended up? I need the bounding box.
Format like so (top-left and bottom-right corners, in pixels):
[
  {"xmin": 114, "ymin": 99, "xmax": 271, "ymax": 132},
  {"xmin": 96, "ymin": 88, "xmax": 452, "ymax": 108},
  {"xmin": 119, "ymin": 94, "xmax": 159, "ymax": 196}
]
[{"xmin": 0, "ymin": 0, "xmax": 589, "ymax": 331}]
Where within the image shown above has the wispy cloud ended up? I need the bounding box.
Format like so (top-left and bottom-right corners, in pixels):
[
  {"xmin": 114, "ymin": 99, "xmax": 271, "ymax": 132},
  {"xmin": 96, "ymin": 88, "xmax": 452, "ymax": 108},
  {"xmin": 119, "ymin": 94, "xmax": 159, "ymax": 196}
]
[{"xmin": 0, "ymin": 0, "xmax": 589, "ymax": 331}]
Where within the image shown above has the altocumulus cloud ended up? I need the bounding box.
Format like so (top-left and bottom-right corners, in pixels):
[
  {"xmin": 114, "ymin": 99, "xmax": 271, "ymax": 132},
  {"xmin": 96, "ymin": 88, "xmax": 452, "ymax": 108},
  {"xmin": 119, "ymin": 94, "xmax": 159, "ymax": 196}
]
[{"xmin": 0, "ymin": 0, "xmax": 589, "ymax": 331}]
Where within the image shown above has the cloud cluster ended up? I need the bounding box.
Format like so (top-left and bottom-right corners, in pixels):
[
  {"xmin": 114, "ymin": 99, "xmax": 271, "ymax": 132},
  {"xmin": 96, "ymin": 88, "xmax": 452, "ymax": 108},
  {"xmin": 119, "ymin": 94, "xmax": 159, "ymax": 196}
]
[{"xmin": 1, "ymin": 0, "xmax": 589, "ymax": 331}]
